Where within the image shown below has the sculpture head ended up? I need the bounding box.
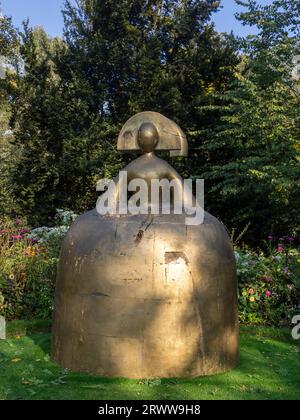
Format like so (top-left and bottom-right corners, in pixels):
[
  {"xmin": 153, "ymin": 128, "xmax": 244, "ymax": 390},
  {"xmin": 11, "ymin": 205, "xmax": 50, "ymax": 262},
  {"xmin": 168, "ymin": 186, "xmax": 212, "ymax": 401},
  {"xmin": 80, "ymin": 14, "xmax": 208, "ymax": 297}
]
[
  {"xmin": 137, "ymin": 122, "xmax": 159, "ymax": 153},
  {"xmin": 117, "ymin": 111, "xmax": 188, "ymax": 157}
]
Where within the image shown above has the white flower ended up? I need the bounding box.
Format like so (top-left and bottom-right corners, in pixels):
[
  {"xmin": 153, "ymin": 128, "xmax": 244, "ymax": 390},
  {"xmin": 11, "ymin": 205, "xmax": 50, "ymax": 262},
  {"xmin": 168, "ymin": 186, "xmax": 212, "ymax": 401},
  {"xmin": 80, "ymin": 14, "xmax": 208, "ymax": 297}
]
[
  {"xmin": 55, "ymin": 209, "xmax": 78, "ymax": 227},
  {"xmin": 234, "ymin": 251, "xmax": 240, "ymax": 261}
]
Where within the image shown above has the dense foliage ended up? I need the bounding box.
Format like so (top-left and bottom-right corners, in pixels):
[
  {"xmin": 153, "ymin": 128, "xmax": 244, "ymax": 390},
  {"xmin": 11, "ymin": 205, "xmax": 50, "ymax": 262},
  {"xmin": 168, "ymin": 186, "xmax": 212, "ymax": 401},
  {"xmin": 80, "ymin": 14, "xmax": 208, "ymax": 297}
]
[
  {"xmin": 0, "ymin": 211, "xmax": 75, "ymax": 320},
  {"xmin": 237, "ymin": 238, "xmax": 300, "ymax": 325},
  {"xmin": 4, "ymin": 1, "xmax": 239, "ymax": 225},
  {"xmin": 0, "ymin": 12, "xmax": 20, "ymax": 217},
  {"xmin": 199, "ymin": 0, "xmax": 300, "ymax": 243}
]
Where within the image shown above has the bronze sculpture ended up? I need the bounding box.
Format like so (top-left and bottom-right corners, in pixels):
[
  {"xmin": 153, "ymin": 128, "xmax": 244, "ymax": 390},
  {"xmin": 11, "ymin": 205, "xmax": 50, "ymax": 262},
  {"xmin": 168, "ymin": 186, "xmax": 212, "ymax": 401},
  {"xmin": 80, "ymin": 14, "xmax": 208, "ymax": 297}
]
[{"xmin": 52, "ymin": 111, "xmax": 239, "ymax": 378}]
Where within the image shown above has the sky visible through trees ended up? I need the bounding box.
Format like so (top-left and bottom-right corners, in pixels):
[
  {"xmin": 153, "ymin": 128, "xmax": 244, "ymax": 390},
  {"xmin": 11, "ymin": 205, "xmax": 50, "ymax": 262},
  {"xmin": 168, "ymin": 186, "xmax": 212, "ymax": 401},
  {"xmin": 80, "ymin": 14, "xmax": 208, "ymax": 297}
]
[{"xmin": 1, "ymin": 0, "xmax": 260, "ymax": 37}]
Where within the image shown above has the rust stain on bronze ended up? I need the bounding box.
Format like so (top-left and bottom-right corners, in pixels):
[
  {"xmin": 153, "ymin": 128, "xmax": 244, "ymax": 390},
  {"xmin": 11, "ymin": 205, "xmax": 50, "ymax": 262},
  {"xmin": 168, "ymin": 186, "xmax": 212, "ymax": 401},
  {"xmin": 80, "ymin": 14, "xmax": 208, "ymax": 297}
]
[{"xmin": 134, "ymin": 230, "xmax": 144, "ymax": 245}]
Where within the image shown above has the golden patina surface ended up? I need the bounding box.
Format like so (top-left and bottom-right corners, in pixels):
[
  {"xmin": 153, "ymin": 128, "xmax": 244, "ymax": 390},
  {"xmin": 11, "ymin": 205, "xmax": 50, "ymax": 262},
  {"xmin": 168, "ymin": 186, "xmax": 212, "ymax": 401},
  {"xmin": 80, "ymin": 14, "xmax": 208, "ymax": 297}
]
[
  {"xmin": 52, "ymin": 112, "xmax": 239, "ymax": 378},
  {"xmin": 117, "ymin": 111, "xmax": 188, "ymax": 156}
]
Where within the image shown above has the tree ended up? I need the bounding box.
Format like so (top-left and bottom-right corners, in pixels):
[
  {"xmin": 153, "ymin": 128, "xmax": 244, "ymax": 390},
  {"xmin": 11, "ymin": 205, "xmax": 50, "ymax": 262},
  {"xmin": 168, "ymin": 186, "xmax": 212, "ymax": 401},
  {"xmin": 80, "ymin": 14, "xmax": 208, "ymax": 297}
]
[
  {"xmin": 199, "ymin": 0, "xmax": 300, "ymax": 245},
  {"xmin": 0, "ymin": 10, "xmax": 20, "ymax": 216},
  {"xmin": 61, "ymin": 0, "xmax": 238, "ymax": 196},
  {"xmin": 10, "ymin": 0, "xmax": 238, "ymax": 224},
  {"xmin": 236, "ymin": 0, "xmax": 300, "ymax": 87},
  {"xmin": 10, "ymin": 25, "xmax": 68, "ymax": 223}
]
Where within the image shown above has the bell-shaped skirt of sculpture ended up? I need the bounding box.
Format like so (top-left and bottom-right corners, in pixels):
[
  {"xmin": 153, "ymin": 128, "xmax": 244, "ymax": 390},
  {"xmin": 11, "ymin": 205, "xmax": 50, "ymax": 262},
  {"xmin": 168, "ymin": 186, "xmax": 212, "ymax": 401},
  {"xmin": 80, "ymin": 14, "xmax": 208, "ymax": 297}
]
[{"xmin": 52, "ymin": 210, "xmax": 239, "ymax": 378}]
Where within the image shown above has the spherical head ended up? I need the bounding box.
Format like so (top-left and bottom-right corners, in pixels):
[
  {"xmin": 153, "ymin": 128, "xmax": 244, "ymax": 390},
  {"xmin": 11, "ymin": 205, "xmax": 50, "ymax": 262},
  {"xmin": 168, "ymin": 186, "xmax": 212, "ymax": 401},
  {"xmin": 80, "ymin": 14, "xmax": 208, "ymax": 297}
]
[{"xmin": 138, "ymin": 122, "xmax": 159, "ymax": 153}]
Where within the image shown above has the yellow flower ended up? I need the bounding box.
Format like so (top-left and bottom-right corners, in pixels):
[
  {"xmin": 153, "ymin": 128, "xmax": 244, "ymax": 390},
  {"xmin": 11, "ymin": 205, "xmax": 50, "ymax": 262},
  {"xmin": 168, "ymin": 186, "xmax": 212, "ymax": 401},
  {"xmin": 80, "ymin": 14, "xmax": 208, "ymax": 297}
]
[
  {"xmin": 11, "ymin": 358, "xmax": 21, "ymax": 363},
  {"xmin": 9, "ymin": 79, "xmax": 18, "ymax": 89},
  {"xmin": 249, "ymin": 297, "xmax": 255, "ymax": 302}
]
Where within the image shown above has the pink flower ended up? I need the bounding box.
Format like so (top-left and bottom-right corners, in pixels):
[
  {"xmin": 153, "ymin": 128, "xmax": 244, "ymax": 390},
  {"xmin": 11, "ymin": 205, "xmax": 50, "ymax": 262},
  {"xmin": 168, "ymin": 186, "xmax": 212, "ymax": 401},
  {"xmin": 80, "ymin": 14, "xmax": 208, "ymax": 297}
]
[
  {"xmin": 11, "ymin": 235, "xmax": 23, "ymax": 240},
  {"xmin": 268, "ymin": 235, "xmax": 273, "ymax": 241},
  {"xmin": 277, "ymin": 243, "xmax": 284, "ymax": 252},
  {"xmin": 265, "ymin": 277, "xmax": 272, "ymax": 283},
  {"xmin": 266, "ymin": 291, "xmax": 272, "ymax": 298},
  {"xmin": 15, "ymin": 218, "xmax": 22, "ymax": 225},
  {"xmin": 20, "ymin": 228, "xmax": 31, "ymax": 235},
  {"xmin": 249, "ymin": 288, "xmax": 255, "ymax": 295}
]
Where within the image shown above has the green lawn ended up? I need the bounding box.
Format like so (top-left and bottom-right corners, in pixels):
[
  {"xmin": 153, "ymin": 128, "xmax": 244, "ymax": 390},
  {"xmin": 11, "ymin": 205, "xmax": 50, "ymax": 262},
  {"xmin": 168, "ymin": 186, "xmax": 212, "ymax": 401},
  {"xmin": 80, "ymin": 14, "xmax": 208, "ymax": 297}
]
[{"xmin": 0, "ymin": 320, "xmax": 299, "ymax": 400}]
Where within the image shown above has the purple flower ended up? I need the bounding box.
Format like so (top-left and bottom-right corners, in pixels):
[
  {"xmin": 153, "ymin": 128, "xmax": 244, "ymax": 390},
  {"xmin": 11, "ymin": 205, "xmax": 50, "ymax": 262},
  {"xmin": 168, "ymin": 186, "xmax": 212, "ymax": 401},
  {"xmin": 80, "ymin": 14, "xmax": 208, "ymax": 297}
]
[
  {"xmin": 283, "ymin": 267, "xmax": 292, "ymax": 277},
  {"xmin": 268, "ymin": 235, "xmax": 273, "ymax": 241},
  {"xmin": 15, "ymin": 218, "xmax": 22, "ymax": 225}
]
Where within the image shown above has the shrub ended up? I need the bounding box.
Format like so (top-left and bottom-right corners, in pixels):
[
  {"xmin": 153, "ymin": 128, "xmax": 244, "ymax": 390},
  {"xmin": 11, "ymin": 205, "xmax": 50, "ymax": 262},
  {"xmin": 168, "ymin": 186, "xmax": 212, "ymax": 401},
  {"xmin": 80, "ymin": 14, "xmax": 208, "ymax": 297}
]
[
  {"xmin": 0, "ymin": 210, "xmax": 77, "ymax": 320},
  {"xmin": 236, "ymin": 237, "xmax": 300, "ymax": 326}
]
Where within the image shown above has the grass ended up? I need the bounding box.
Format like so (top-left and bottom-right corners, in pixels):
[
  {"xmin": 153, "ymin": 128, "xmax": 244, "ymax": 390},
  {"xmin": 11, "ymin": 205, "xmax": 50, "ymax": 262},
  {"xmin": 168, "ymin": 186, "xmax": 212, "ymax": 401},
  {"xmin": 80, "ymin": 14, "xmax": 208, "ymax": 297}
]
[{"xmin": 0, "ymin": 320, "xmax": 300, "ymax": 400}]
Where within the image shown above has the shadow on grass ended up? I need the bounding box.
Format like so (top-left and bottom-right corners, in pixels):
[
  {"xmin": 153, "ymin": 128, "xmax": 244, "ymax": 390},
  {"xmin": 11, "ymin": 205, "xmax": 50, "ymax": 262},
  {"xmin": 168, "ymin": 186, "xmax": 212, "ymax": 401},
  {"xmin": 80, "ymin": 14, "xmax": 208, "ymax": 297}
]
[{"xmin": 0, "ymin": 322, "xmax": 299, "ymax": 400}]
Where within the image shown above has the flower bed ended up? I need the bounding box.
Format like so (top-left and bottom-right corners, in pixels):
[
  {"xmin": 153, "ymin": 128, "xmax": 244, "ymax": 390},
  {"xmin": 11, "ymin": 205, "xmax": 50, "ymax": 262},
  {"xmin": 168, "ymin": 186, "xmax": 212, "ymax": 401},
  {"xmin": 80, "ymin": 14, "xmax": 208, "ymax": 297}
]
[
  {"xmin": 236, "ymin": 237, "xmax": 300, "ymax": 325},
  {"xmin": 0, "ymin": 210, "xmax": 77, "ymax": 320}
]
